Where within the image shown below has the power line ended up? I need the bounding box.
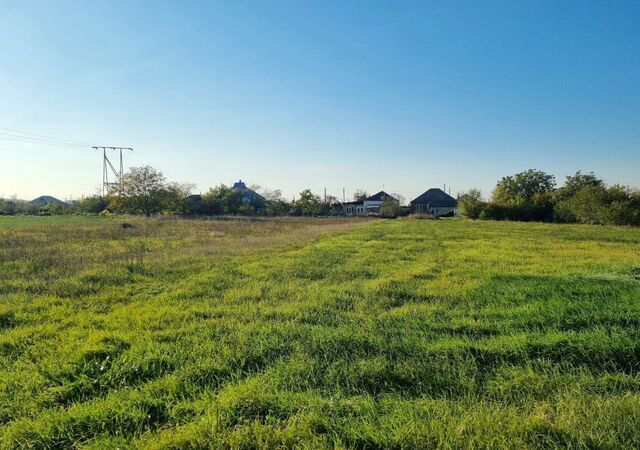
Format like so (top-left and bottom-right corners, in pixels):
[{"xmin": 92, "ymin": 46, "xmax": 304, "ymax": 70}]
[
  {"xmin": 0, "ymin": 136, "xmax": 86, "ymax": 147},
  {"xmin": 0, "ymin": 126, "xmax": 90, "ymax": 146}
]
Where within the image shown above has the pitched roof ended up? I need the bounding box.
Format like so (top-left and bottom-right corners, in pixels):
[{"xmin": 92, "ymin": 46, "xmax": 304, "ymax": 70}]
[
  {"xmin": 30, "ymin": 196, "xmax": 70, "ymax": 207},
  {"xmin": 366, "ymin": 191, "xmax": 395, "ymax": 202},
  {"xmin": 410, "ymin": 188, "xmax": 457, "ymax": 207},
  {"xmin": 232, "ymin": 180, "xmax": 266, "ymax": 203}
]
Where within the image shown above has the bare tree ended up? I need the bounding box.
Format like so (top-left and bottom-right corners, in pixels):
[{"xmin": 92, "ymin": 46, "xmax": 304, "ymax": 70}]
[
  {"xmin": 391, "ymin": 193, "xmax": 406, "ymax": 206},
  {"xmin": 353, "ymin": 190, "xmax": 368, "ymax": 202}
]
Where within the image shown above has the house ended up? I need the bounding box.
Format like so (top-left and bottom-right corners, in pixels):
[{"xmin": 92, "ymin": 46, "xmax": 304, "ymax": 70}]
[
  {"xmin": 185, "ymin": 194, "xmax": 202, "ymax": 202},
  {"xmin": 342, "ymin": 201, "xmax": 364, "ymax": 216},
  {"xmin": 232, "ymin": 180, "xmax": 266, "ymax": 205},
  {"xmin": 410, "ymin": 188, "xmax": 457, "ymax": 217},
  {"xmin": 30, "ymin": 196, "xmax": 70, "ymax": 208},
  {"xmin": 343, "ymin": 191, "xmax": 395, "ymax": 216}
]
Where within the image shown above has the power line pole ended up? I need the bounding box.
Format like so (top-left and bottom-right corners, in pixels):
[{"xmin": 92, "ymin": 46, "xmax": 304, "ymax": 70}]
[{"xmin": 93, "ymin": 146, "xmax": 133, "ymax": 196}]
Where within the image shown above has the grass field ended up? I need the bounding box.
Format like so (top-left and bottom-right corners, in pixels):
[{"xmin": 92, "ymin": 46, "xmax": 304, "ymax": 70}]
[{"xmin": 1, "ymin": 216, "xmax": 640, "ymax": 449}]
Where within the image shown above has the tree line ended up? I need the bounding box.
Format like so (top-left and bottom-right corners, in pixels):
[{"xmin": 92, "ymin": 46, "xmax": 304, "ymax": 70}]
[
  {"xmin": 0, "ymin": 166, "xmax": 344, "ymax": 217},
  {"xmin": 2, "ymin": 166, "xmax": 638, "ymax": 226},
  {"xmin": 458, "ymin": 169, "xmax": 640, "ymax": 226}
]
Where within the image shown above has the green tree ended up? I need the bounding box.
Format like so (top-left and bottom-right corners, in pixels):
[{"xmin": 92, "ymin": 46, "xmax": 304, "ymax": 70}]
[
  {"xmin": 110, "ymin": 166, "xmax": 168, "ymax": 216},
  {"xmin": 0, "ymin": 199, "xmax": 14, "ymax": 215},
  {"xmin": 556, "ymin": 171, "xmax": 604, "ymax": 201},
  {"xmin": 297, "ymin": 189, "xmax": 322, "ymax": 216},
  {"xmin": 457, "ymin": 189, "xmax": 486, "ymax": 219},
  {"xmin": 379, "ymin": 197, "xmax": 402, "ymax": 218},
  {"xmin": 317, "ymin": 195, "xmax": 341, "ymax": 216},
  {"xmin": 561, "ymin": 185, "xmax": 611, "ymax": 224},
  {"xmin": 202, "ymin": 184, "xmax": 243, "ymax": 215},
  {"xmin": 488, "ymin": 169, "xmax": 556, "ymax": 221},
  {"xmin": 492, "ymin": 169, "xmax": 556, "ymax": 206},
  {"xmin": 163, "ymin": 183, "xmax": 195, "ymax": 214},
  {"xmin": 554, "ymin": 184, "xmax": 639, "ymax": 226},
  {"xmin": 261, "ymin": 189, "xmax": 291, "ymax": 216},
  {"xmin": 75, "ymin": 196, "xmax": 110, "ymax": 214}
]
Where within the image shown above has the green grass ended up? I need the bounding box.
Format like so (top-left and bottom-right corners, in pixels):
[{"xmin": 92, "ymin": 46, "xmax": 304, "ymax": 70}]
[{"xmin": 1, "ymin": 216, "xmax": 640, "ymax": 449}]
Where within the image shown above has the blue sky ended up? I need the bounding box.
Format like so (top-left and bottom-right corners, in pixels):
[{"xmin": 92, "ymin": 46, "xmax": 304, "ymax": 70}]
[{"xmin": 1, "ymin": 1, "xmax": 638, "ymax": 202}]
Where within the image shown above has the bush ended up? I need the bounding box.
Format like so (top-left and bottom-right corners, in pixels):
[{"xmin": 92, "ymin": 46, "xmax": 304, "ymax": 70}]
[
  {"xmin": 0, "ymin": 199, "xmax": 17, "ymax": 215},
  {"xmin": 553, "ymin": 200, "xmax": 576, "ymax": 223},
  {"xmin": 75, "ymin": 196, "xmax": 110, "ymax": 214},
  {"xmin": 379, "ymin": 198, "xmax": 402, "ymax": 218},
  {"xmin": 458, "ymin": 190, "xmax": 486, "ymax": 219}
]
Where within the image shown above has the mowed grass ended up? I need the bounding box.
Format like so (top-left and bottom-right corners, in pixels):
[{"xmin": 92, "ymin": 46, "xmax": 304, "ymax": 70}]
[{"xmin": 1, "ymin": 216, "xmax": 640, "ymax": 449}]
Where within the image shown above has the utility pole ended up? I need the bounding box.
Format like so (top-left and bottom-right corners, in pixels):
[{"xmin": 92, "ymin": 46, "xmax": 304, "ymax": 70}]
[
  {"xmin": 343, "ymin": 187, "xmax": 345, "ymax": 203},
  {"xmin": 324, "ymin": 187, "xmax": 327, "ymax": 203},
  {"xmin": 93, "ymin": 146, "xmax": 133, "ymax": 196}
]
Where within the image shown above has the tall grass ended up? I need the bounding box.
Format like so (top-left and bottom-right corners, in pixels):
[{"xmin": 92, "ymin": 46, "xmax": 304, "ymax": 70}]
[{"xmin": 1, "ymin": 216, "xmax": 639, "ymax": 448}]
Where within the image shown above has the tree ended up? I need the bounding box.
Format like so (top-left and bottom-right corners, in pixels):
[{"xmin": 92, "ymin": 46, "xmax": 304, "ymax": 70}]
[
  {"xmin": 75, "ymin": 196, "xmax": 109, "ymax": 214},
  {"xmin": 556, "ymin": 171, "xmax": 604, "ymax": 201},
  {"xmin": 610, "ymin": 187, "xmax": 640, "ymax": 226},
  {"xmin": 558, "ymin": 184, "xmax": 640, "ymax": 226},
  {"xmin": 390, "ymin": 193, "xmax": 406, "ymax": 206},
  {"xmin": 0, "ymin": 198, "xmax": 16, "ymax": 215},
  {"xmin": 489, "ymin": 169, "xmax": 556, "ymax": 221},
  {"xmin": 318, "ymin": 195, "xmax": 341, "ymax": 216},
  {"xmin": 457, "ymin": 189, "xmax": 486, "ymax": 219},
  {"xmin": 379, "ymin": 197, "xmax": 402, "ymax": 218},
  {"xmin": 261, "ymin": 188, "xmax": 284, "ymax": 203},
  {"xmin": 492, "ymin": 169, "xmax": 556, "ymax": 206},
  {"xmin": 297, "ymin": 189, "xmax": 322, "ymax": 216},
  {"xmin": 260, "ymin": 188, "xmax": 291, "ymax": 216},
  {"xmin": 202, "ymin": 184, "xmax": 243, "ymax": 215},
  {"xmin": 353, "ymin": 190, "xmax": 368, "ymax": 202},
  {"xmin": 111, "ymin": 166, "xmax": 167, "ymax": 216},
  {"xmin": 164, "ymin": 182, "xmax": 195, "ymax": 214},
  {"xmin": 560, "ymin": 185, "xmax": 611, "ymax": 225}
]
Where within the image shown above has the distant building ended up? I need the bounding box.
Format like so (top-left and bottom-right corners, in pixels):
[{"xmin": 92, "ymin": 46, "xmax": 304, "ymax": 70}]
[
  {"xmin": 232, "ymin": 180, "xmax": 266, "ymax": 204},
  {"xmin": 30, "ymin": 196, "xmax": 70, "ymax": 208},
  {"xmin": 410, "ymin": 188, "xmax": 457, "ymax": 217},
  {"xmin": 185, "ymin": 194, "xmax": 202, "ymax": 202},
  {"xmin": 343, "ymin": 191, "xmax": 395, "ymax": 216}
]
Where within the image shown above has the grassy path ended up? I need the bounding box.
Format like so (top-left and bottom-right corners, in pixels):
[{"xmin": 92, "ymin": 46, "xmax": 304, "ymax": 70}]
[{"xmin": 1, "ymin": 218, "xmax": 640, "ymax": 448}]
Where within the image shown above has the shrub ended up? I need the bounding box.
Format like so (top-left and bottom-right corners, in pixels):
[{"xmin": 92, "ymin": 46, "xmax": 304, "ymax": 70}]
[
  {"xmin": 458, "ymin": 189, "xmax": 486, "ymax": 219},
  {"xmin": 75, "ymin": 196, "xmax": 110, "ymax": 214},
  {"xmin": 379, "ymin": 198, "xmax": 402, "ymax": 218}
]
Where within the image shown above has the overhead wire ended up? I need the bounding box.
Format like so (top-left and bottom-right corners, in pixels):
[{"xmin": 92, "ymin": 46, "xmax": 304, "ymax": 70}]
[
  {"xmin": 0, "ymin": 135, "xmax": 86, "ymax": 147},
  {"xmin": 0, "ymin": 126, "xmax": 90, "ymax": 146}
]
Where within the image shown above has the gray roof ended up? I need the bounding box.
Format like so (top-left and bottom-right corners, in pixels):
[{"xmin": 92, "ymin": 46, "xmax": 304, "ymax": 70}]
[
  {"xmin": 232, "ymin": 180, "xmax": 266, "ymax": 203},
  {"xmin": 410, "ymin": 188, "xmax": 457, "ymax": 207},
  {"xmin": 366, "ymin": 191, "xmax": 395, "ymax": 202},
  {"xmin": 30, "ymin": 196, "xmax": 70, "ymax": 207}
]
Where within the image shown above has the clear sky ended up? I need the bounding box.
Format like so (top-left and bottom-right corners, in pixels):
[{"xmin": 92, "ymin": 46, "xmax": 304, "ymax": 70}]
[{"xmin": 1, "ymin": 1, "xmax": 638, "ymax": 202}]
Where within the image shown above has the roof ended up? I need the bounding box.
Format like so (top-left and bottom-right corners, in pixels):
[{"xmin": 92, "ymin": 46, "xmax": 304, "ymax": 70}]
[
  {"xmin": 410, "ymin": 188, "xmax": 457, "ymax": 207},
  {"xmin": 365, "ymin": 191, "xmax": 395, "ymax": 202},
  {"xmin": 30, "ymin": 196, "xmax": 70, "ymax": 207},
  {"xmin": 232, "ymin": 180, "xmax": 266, "ymax": 203}
]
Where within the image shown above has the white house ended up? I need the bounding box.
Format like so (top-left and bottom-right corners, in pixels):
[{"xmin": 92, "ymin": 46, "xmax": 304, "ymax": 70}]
[{"xmin": 343, "ymin": 191, "xmax": 395, "ymax": 216}]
